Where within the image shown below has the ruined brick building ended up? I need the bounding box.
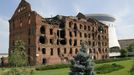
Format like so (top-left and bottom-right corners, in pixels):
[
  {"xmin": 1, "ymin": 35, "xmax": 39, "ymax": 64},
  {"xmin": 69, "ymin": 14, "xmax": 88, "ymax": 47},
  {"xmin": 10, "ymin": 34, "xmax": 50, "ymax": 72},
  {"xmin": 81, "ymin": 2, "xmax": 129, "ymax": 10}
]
[{"xmin": 9, "ymin": 0, "xmax": 109, "ymax": 65}]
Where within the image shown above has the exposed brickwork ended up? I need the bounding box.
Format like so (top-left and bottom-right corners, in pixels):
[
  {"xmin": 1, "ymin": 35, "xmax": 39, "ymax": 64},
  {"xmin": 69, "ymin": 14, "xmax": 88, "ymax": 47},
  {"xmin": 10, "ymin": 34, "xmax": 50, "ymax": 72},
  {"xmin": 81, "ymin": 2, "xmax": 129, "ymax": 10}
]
[{"xmin": 9, "ymin": 0, "xmax": 109, "ymax": 65}]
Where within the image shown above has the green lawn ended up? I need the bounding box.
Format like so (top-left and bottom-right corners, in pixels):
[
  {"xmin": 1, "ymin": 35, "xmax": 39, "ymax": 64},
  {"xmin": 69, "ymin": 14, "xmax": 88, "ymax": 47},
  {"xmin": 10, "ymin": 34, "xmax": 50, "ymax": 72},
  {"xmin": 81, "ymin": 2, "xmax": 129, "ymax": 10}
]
[
  {"xmin": 97, "ymin": 60, "xmax": 134, "ymax": 75},
  {"xmin": 35, "ymin": 68, "xmax": 69, "ymax": 75},
  {"xmin": 35, "ymin": 59, "xmax": 134, "ymax": 75}
]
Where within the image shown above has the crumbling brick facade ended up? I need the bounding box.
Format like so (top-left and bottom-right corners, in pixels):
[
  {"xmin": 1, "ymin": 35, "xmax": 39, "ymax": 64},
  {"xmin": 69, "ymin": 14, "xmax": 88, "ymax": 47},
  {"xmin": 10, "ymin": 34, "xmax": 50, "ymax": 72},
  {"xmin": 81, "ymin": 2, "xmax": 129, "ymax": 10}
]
[{"xmin": 9, "ymin": 0, "xmax": 109, "ymax": 65}]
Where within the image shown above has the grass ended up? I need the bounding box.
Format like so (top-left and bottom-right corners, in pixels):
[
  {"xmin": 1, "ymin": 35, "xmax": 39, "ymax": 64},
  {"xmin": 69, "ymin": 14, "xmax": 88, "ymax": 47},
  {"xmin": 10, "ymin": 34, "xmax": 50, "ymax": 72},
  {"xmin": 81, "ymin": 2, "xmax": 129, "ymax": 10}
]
[
  {"xmin": 97, "ymin": 60, "xmax": 134, "ymax": 75},
  {"xmin": 0, "ymin": 59, "xmax": 133, "ymax": 75},
  {"xmin": 35, "ymin": 68, "xmax": 69, "ymax": 75},
  {"xmin": 35, "ymin": 59, "xmax": 134, "ymax": 75},
  {"xmin": 95, "ymin": 63, "xmax": 124, "ymax": 74}
]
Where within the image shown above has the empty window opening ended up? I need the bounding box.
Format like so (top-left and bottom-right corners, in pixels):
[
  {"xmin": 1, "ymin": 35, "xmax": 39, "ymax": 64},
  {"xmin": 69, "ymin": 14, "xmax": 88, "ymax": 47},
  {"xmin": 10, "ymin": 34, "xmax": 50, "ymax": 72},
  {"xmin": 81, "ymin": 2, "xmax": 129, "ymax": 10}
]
[
  {"xmin": 75, "ymin": 48, "xmax": 78, "ymax": 54},
  {"xmin": 60, "ymin": 30, "xmax": 65, "ymax": 38},
  {"xmin": 57, "ymin": 48, "xmax": 60, "ymax": 55},
  {"xmin": 39, "ymin": 36, "xmax": 45, "ymax": 44},
  {"xmin": 98, "ymin": 48, "xmax": 101, "ymax": 53},
  {"xmin": 70, "ymin": 32, "xmax": 72, "ymax": 37},
  {"xmin": 84, "ymin": 33, "xmax": 87, "ymax": 38},
  {"xmin": 93, "ymin": 42, "xmax": 95, "ymax": 46},
  {"xmin": 105, "ymin": 36, "xmax": 107, "ymax": 39},
  {"xmin": 50, "ymin": 48, "xmax": 53, "ymax": 55},
  {"xmin": 84, "ymin": 25, "xmax": 86, "ymax": 30},
  {"xmin": 57, "ymin": 30, "xmax": 60, "ymax": 37},
  {"xmin": 80, "ymin": 24, "xmax": 83, "ymax": 29},
  {"xmin": 59, "ymin": 22, "xmax": 65, "ymax": 28},
  {"xmin": 69, "ymin": 39, "xmax": 72, "ymax": 45},
  {"xmin": 74, "ymin": 31, "xmax": 77, "ymax": 37},
  {"xmin": 57, "ymin": 39, "xmax": 60, "ymax": 45},
  {"xmin": 50, "ymin": 39, "xmax": 53, "ymax": 44},
  {"xmin": 94, "ymin": 56, "xmax": 96, "ymax": 60},
  {"xmin": 60, "ymin": 39, "xmax": 67, "ymax": 45},
  {"xmin": 40, "ymin": 26, "xmax": 45, "ymax": 34},
  {"xmin": 88, "ymin": 41, "xmax": 91, "ymax": 45},
  {"xmin": 88, "ymin": 26, "xmax": 90, "ymax": 31},
  {"xmin": 64, "ymin": 48, "xmax": 66, "ymax": 54},
  {"xmin": 38, "ymin": 47, "xmax": 40, "ymax": 51},
  {"xmin": 42, "ymin": 58, "xmax": 46, "ymax": 64},
  {"xmin": 50, "ymin": 29, "xmax": 53, "ymax": 35},
  {"xmin": 69, "ymin": 21, "xmax": 73, "ymax": 28},
  {"xmin": 92, "ymin": 33, "xmax": 95, "ymax": 40},
  {"xmin": 42, "ymin": 48, "xmax": 46, "ymax": 54},
  {"xmin": 74, "ymin": 23, "xmax": 77, "ymax": 30},
  {"xmin": 89, "ymin": 49, "xmax": 92, "ymax": 53},
  {"xmin": 105, "ymin": 29, "xmax": 107, "ymax": 33},
  {"xmin": 98, "ymin": 42, "xmax": 101, "ymax": 46},
  {"xmin": 92, "ymin": 27, "xmax": 94, "ymax": 31},
  {"xmin": 102, "ymin": 36, "xmax": 104, "ymax": 40},
  {"xmin": 28, "ymin": 38, "xmax": 30, "ymax": 45},
  {"xmin": 69, "ymin": 48, "xmax": 72, "ymax": 54},
  {"xmin": 28, "ymin": 48, "xmax": 30, "ymax": 64},
  {"xmin": 98, "ymin": 35, "xmax": 101, "ymax": 40},
  {"xmin": 74, "ymin": 39, "xmax": 77, "ymax": 46},
  {"xmin": 105, "ymin": 48, "xmax": 108, "ymax": 52}
]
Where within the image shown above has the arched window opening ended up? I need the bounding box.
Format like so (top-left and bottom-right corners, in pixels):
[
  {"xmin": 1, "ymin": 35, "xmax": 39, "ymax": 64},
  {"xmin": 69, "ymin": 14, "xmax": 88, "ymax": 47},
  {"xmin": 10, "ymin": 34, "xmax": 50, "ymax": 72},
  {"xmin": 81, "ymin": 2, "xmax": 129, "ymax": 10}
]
[
  {"xmin": 40, "ymin": 26, "xmax": 45, "ymax": 34},
  {"xmin": 39, "ymin": 36, "xmax": 45, "ymax": 44}
]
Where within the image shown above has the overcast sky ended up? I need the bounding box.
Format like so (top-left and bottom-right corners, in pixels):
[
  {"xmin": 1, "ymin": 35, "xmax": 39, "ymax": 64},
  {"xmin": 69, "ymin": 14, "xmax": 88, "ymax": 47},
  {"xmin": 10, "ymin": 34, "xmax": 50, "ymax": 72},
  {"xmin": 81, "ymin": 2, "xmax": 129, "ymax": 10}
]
[{"xmin": 0, "ymin": 0, "xmax": 134, "ymax": 53}]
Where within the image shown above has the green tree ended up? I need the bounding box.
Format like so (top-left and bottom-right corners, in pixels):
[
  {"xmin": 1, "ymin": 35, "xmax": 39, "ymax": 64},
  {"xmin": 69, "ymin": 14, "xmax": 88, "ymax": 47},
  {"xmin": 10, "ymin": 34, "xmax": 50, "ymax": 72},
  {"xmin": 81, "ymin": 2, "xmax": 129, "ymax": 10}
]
[
  {"xmin": 120, "ymin": 49, "xmax": 128, "ymax": 57},
  {"xmin": 127, "ymin": 43, "xmax": 134, "ymax": 52},
  {"xmin": 9, "ymin": 40, "xmax": 28, "ymax": 67},
  {"xmin": 70, "ymin": 42, "xmax": 95, "ymax": 75}
]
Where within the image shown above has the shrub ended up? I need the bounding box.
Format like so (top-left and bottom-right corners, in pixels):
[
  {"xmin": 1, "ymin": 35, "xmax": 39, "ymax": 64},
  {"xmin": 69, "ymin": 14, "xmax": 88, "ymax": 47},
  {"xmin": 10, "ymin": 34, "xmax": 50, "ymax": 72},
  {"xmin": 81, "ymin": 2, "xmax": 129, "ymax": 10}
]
[
  {"xmin": 9, "ymin": 40, "xmax": 28, "ymax": 67},
  {"xmin": 36, "ymin": 64, "xmax": 69, "ymax": 71},
  {"xmin": 3, "ymin": 68, "xmax": 35, "ymax": 75},
  {"xmin": 120, "ymin": 49, "xmax": 128, "ymax": 57},
  {"xmin": 95, "ymin": 63, "xmax": 124, "ymax": 74},
  {"xmin": 95, "ymin": 57, "xmax": 130, "ymax": 64}
]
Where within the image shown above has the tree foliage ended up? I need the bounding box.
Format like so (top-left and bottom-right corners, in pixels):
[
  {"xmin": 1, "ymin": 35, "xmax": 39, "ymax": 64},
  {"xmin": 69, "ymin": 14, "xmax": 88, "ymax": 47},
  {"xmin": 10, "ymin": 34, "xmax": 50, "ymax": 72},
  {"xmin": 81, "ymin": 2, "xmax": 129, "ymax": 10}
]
[
  {"xmin": 70, "ymin": 43, "xmax": 95, "ymax": 75},
  {"xmin": 127, "ymin": 43, "xmax": 134, "ymax": 52},
  {"xmin": 9, "ymin": 40, "xmax": 28, "ymax": 67},
  {"xmin": 120, "ymin": 49, "xmax": 128, "ymax": 57}
]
